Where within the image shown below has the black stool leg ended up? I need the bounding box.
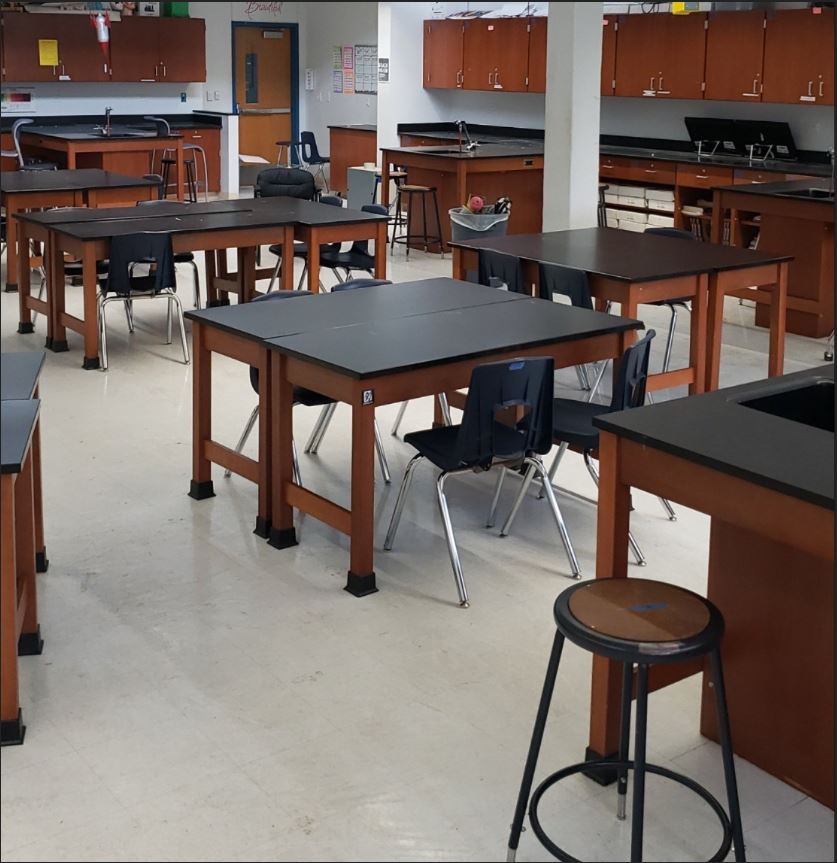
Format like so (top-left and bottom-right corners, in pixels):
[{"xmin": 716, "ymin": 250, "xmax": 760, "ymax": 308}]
[
  {"xmin": 390, "ymin": 188, "xmax": 400, "ymax": 253},
  {"xmin": 161, "ymin": 160, "xmax": 171, "ymax": 199},
  {"xmin": 186, "ymin": 161, "xmax": 197, "ymax": 203},
  {"xmin": 617, "ymin": 661, "xmax": 633, "ymax": 820},
  {"xmin": 432, "ymin": 189, "xmax": 444, "ymax": 257},
  {"xmin": 630, "ymin": 664, "xmax": 649, "ymax": 863},
  {"xmin": 507, "ymin": 631, "xmax": 565, "ymax": 862},
  {"xmin": 709, "ymin": 649, "xmax": 746, "ymax": 862},
  {"xmin": 421, "ymin": 191, "xmax": 429, "ymax": 252}
]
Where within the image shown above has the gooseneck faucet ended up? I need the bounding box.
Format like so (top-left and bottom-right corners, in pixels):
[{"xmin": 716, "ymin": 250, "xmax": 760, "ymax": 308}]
[
  {"xmin": 104, "ymin": 106, "xmax": 112, "ymax": 136},
  {"xmin": 456, "ymin": 120, "xmax": 479, "ymax": 152}
]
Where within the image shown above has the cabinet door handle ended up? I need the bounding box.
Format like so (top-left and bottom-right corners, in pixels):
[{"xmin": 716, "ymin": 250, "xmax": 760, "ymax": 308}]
[
  {"xmin": 656, "ymin": 75, "xmax": 671, "ymax": 95},
  {"xmin": 494, "ymin": 69, "xmax": 502, "ymax": 89},
  {"xmin": 807, "ymin": 80, "xmax": 813, "ymax": 96},
  {"xmin": 162, "ymin": 63, "xmax": 167, "ymax": 78},
  {"xmin": 742, "ymin": 76, "xmax": 761, "ymax": 97},
  {"xmin": 818, "ymin": 80, "xmax": 825, "ymax": 97},
  {"xmin": 488, "ymin": 71, "xmax": 493, "ymax": 86},
  {"xmin": 191, "ymin": 135, "xmax": 202, "ymax": 139},
  {"xmin": 645, "ymin": 169, "xmax": 657, "ymax": 174},
  {"xmin": 696, "ymin": 174, "xmax": 710, "ymax": 180}
]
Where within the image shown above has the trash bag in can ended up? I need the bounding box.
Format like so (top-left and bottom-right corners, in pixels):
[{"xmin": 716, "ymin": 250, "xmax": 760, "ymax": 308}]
[{"xmin": 449, "ymin": 207, "xmax": 510, "ymax": 243}]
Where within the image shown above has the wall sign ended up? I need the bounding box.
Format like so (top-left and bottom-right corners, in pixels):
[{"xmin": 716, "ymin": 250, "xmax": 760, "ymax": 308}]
[{"xmin": 378, "ymin": 58, "xmax": 389, "ymax": 83}]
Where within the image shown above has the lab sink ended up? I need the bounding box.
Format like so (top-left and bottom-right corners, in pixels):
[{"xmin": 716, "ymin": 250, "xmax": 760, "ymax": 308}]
[
  {"xmin": 424, "ymin": 148, "xmax": 475, "ymax": 155},
  {"xmin": 778, "ymin": 187, "xmax": 834, "ymax": 200},
  {"xmin": 738, "ymin": 379, "xmax": 834, "ymax": 432}
]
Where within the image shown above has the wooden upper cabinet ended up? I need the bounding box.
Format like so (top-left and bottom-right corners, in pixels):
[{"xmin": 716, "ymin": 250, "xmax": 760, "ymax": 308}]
[
  {"xmin": 762, "ymin": 8, "xmax": 834, "ymax": 106},
  {"xmin": 601, "ymin": 16, "xmax": 617, "ymax": 96},
  {"xmin": 614, "ymin": 13, "xmax": 706, "ymax": 100},
  {"xmin": 56, "ymin": 15, "xmax": 110, "ymax": 82},
  {"xmin": 463, "ymin": 19, "xmax": 529, "ymax": 93},
  {"xmin": 3, "ymin": 13, "xmax": 64, "ymax": 82},
  {"xmin": 156, "ymin": 18, "xmax": 205, "ymax": 82},
  {"xmin": 423, "ymin": 19, "xmax": 464, "ymax": 89},
  {"xmin": 109, "ymin": 17, "xmax": 159, "ymax": 81},
  {"xmin": 704, "ymin": 11, "xmax": 765, "ymax": 102},
  {"xmin": 527, "ymin": 17, "xmax": 547, "ymax": 93}
]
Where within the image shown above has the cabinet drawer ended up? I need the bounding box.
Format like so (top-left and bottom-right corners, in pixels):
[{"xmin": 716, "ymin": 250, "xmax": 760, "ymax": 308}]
[
  {"xmin": 600, "ymin": 156, "xmax": 676, "ymax": 184},
  {"xmin": 599, "ymin": 155, "xmax": 632, "ymax": 178},
  {"xmin": 676, "ymin": 164, "xmax": 734, "ymax": 189},
  {"xmin": 733, "ymin": 169, "xmax": 786, "ymax": 184}
]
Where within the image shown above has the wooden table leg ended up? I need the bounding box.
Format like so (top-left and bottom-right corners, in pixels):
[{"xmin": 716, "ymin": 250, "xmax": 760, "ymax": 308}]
[
  {"xmin": 586, "ymin": 431, "xmax": 631, "ymax": 778},
  {"xmin": 16, "ymin": 218, "xmax": 33, "ymax": 333},
  {"xmin": 689, "ymin": 273, "xmax": 708, "ymax": 395},
  {"xmin": 280, "ymin": 225, "xmax": 294, "ymax": 292},
  {"xmin": 346, "ymin": 398, "xmax": 377, "ymax": 597},
  {"xmin": 268, "ymin": 351, "xmax": 298, "ymax": 550},
  {"xmin": 204, "ymin": 250, "xmax": 219, "ymax": 306},
  {"xmin": 381, "ymin": 161, "xmax": 391, "ymax": 208},
  {"xmin": 237, "ymin": 246, "xmax": 256, "ymax": 303},
  {"xmin": 374, "ymin": 221, "xmax": 387, "ymax": 280},
  {"xmin": 0, "ymin": 474, "xmax": 23, "ymax": 745},
  {"xmin": 768, "ymin": 262, "xmax": 788, "ymax": 378},
  {"xmin": 188, "ymin": 322, "xmax": 215, "ymax": 501},
  {"xmin": 30, "ymin": 400, "xmax": 47, "ymax": 573},
  {"xmin": 50, "ymin": 236, "xmax": 68, "ymax": 353},
  {"xmin": 81, "ymin": 244, "xmax": 100, "ymax": 370},
  {"xmin": 15, "ymin": 451, "xmax": 42, "ymax": 658},
  {"xmin": 452, "ymin": 247, "xmax": 464, "ymax": 281},
  {"xmin": 254, "ymin": 347, "xmax": 273, "ymax": 538},
  {"xmin": 706, "ymin": 273, "xmax": 726, "ymax": 392},
  {"xmin": 5, "ymin": 199, "xmax": 20, "ymax": 293},
  {"xmin": 307, "ymin": 229, "xmax": 321, "ymax": 293}
]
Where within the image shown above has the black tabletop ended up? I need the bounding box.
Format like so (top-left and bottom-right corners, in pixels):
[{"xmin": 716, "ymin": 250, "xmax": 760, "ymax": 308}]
[
  {"xmin": 1, "ymin": 169, "xmax": 161, "ymax": 196},
  {"xmin": 382, "ymin": 142, "xmax": 544, "ymax": 160},
  {"xmin": 712, "ymin": 178, "xmax": 834, "ymax": 203},
  {"xmin": 16, "ymin": 196, "xmax": 387, "ymax": 241},
  {"xmin": 1, "ymin": 400, "xmax": 40, "ymax": 475},
  {"xmin": 449, "ymin": 227, "xmax": 792, "ymax": 282},
  {"xmin": 1, "ymin": 352, "xmax": 45, "ymax": 401},
  {"xmin": 185, "ymin": 279, "xmax": 525, "ymax": 342},
  {"xmin": 595, "ymin": 365, "xmax": 834, "ymax": 509},
  {"xmin": 266, "ymin": 297, "xmax": 641, "ymax": 379},
  {"xmin": 23, "ymin": 125, "xmax": 180, "ymax": 142}
]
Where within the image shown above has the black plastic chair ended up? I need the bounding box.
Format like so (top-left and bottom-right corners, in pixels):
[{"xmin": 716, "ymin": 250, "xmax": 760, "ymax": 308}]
[
  {"xmin": 134, "ymin": 194, "xmax": 201, "ymax": 310},
  {"xmin": 384, "ymin": 357, "xmax": 580, "ymax": 607},
  {"xmin": 225, "ymin": 285, "xmax": 392, "ymax": 485},
  {"xmin": 99, "ymin": 232, "xmax": 189, "ymax": 371},
  {"xmin": 478, "ymin": 248, "xmax": 528, "ymax": 294},
  {"xmin": 319, "ymin": 204, "xmax": 387, "ymax": 283},
  {"xmin": 300, "ymin": 131, "xmax": 330, "ymax": 191},
  {"xmin": 495, "ymin": 331, "xmax": 656, "ymax": 567}
]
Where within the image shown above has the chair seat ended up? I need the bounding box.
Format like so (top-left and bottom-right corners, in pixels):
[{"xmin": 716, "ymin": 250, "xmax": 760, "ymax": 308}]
[
  {"xmin": 22, "ymin": 162, "xmax": 58, "ymax": 172},
  {"xmin": 307, "ymin": 156, "xmax": 329, "ymax": 165},
  {"xmin": 268, "ymin": 242, "xmax": 309, "ymax": 259},
  {"xmin": 293, "ymin": 386, "xmax": 334, "ymax": 408},
  {"xmin": 400, "ymin": 184, "xmax": 434, "ymax": 193},
  {"xmin": 135, "ymin": 252, "xmax": 194, "ymax": 265},
  {"xmin": 648, "ymin": 297, "xmax": 691, "ymax": 307},
  {"xmin": 319, "ymin": 250, "xmax": 374, "ymax": 270},
  {"xmin": 405, "ymin": 422, "xmax": 526, "ymax": 473},
  {"xmin": 549, "ymin": 397, "xmax": 610, "ymax": 451}
]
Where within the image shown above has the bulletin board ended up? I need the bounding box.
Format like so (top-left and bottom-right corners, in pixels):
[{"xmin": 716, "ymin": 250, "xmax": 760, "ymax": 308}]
[{"xmin": 332, "ymin": 44, "xmax": 378, "ymax": 95}]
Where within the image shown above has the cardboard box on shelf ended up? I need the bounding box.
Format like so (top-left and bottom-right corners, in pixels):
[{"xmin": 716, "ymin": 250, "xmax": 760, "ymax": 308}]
[
  {"xmin": 619, "ymin": 209, "xmax": 649, "ymax": 224},
  {"xmin": 605, "ymin": 207, "xmax": 622, "ymax": 222},
  {"xmin": 648, "ymin": 213, "xmax": 676, "ymax": 228},
  {"xmin": 617, "ymin": 219, "xmax": 646, "ymax": 233},
  {"xmin": 617, "ymin": 195, "xmax": 646, "ymax": 208},
  {"xmin": 646, "ymin": 198, "xmax": 676, "ymax": 212},
  {"xmin": 644, "ymin": 187, "xmax": 674, "ymax": 202},
  {"xmin": 603, "ymin": 185, "xmax": 622, "ymax": 204},
  {"xmin": 617, "ymin": 184, "xmax": 646, "ymax": 198}
]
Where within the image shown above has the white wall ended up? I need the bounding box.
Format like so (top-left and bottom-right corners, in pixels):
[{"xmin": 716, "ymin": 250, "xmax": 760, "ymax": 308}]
[
  {"xmin": 601, "ymin": 97, "xmax": 835, "ymax": 152},
  {"xmin": 300, "ymin": 2, "xmax": 378, "ymax": 150}
]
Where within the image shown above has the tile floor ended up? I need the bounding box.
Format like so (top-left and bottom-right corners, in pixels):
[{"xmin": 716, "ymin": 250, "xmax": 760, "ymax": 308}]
[{"xmin": 0, "ymin": 227, "xmax": 833, "ymax": 862}]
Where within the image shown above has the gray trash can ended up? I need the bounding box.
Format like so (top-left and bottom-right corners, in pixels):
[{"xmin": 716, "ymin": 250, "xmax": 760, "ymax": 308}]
[{"xmin": 449, "ymin": 207, "xmax": 510, "ymax": 243}]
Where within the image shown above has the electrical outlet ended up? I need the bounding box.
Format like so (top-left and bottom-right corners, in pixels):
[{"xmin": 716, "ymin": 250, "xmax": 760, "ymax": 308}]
[{"xmin": 180, "ymin": 92, "xmax": 187, "ymax": 102}]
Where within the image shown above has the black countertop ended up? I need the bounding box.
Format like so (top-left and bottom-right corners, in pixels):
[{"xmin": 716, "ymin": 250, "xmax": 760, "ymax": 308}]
[
  {"xmin": 328, "ymin": 124, "xmax": 377, "ymax": 133},
  {"xmin": 1, "ymin": 169, "xmax": 159, "ymax": 195},
  {"xmin": 1, "ymin": 399, "xmax": 40, "ymax": 475},
  {"xmin": 2, "ymin": 112, "xmax": 222, "ymax": 133},
  {"xmin": 381, "ymin": 142, "xmax": 543, "ymax": 160},
  {"xmin": 23, "ymin": 124, "xmax": 180, "ymax": 142},
  {"xmin": 595, "ymin": 365, "xmax": 834, "ymax": 509},
  {"xmin": 1, "ymin": 351, "xmax": 44, "ymax": 401},
  {"xmin": 711, "ymin": 177, "xmax": 834, "ymax": 205},
  {"xmin": 398, "ymin": 122, "xmax": 545, "ymax": 142}
]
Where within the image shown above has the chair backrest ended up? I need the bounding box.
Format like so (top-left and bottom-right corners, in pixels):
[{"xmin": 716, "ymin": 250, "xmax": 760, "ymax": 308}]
[
  {"xmin": 256, "ymin": 167, "xmax": 316, "ymax": 200},
  {"xmin": 300, "ymin": 131, "xmax": 323, "ymax": 163},
  {"xmin": 347, "ymin": 204, "xmax": 387, "ymax": 257},
  {"xmin": 11, "ymin": 118, "xmax": 34, "ymax": 168},
  {"xmin": 141, "ymin": 173, "xmax": 166, "ymax": 200},
  {"xmin": 248, "ymin": 289, "xmax": 312, "ymax": 392},
  {"xmin": 455, "ymin": 357, "xmax": 554, "ymax": 469},
  {"xmin": 609, "ymin": 330, "xmax": 656, "ymax": 412},
  {"xmin": 106, "ymin": 233, "xmax": 176, "ymax": 296},
  {"xmin": 644, "ymin": 227, "xmax": 696, "ymax": 241},
  {"xmin": 136, "ymin": 193, "xmax": 186, "ymax": 210},
  {"xmin": 330, "ymin": 278, "xmax": 392, "ymax": 293},
  {"xmin": 144, "ymin": 115, "xmax": 171, "ymax": 137},
  {"xmin": 538, "ymin": 263, "xmax": 592, "ymax": 308},
  {"xmin": 478, "ymin": 249, "xmax": 526, "ymax": 295}
]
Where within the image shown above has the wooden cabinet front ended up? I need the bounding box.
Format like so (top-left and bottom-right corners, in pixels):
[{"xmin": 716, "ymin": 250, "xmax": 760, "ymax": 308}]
[
  {"xmin": 463, "ymin": 19, "xmax": 529, "ymax": 93},
  {"xmin": 704, "ymin": 11, "xmax": 765, "ymax": 102},
  {"xmin": 675, "ymin": 163, "xmax": 733, "ymax": 190},
  {"xmin": 109, "ymin": 17, "xmax": 160, "ymax": 82},
  {"xmin": 763, "ymin": 8, "xmax": 834, "ymax": 106},
  {"xmin": 423, "ymin": 20, "xmax": 463, "ymax": 89},
  {"xmin": 527, "ymin": 17, "xmax": 547, "ymax": 93},
  {"xmin": 601, "ymin": 16, "xmax": 617, "ymax": 96},
  {"xmin": 157, "ymin": 18, "xmax": 206, "ymax": 83},
  {"xmin": 3, "ymin": 13, "xmax": 60, "ymax": 82}
]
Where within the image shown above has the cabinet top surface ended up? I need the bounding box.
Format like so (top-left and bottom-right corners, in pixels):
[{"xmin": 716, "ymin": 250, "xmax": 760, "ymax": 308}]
[
  {"xmin": 595, "ymin": 365, "xmax": 835, "ymax": 509},
  {"xmin": 382, "ymin": 142, "xmax": 544, "ymax": 160},
  {"xmin": 22, "ymin": 125, "xmax": 181, "ymax": 142},
  {"xmin": 449, "ymin": 227, "xmax": 792, "ymax": 282},
  {"xmin": 1, "ymin": 169, "xmax": 160, "ymax": 194},
  {"xmin": 328, "ymin": 125, "xmax": 377, "ymax": 133}
]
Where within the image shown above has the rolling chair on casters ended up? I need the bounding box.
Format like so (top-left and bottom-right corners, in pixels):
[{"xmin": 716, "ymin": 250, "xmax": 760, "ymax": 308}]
[{"xmin": 384, "ymin": 357, "xmax": 581, "ymax": 607}]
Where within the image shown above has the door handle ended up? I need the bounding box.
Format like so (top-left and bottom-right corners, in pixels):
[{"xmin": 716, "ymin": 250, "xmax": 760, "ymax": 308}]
[
  {"xmin": 645, "ymin": 169, "xmax": 657, "ymax": 174},
  {"xmin": 191, "ymin": 135, "xmax": 202, "ymax": 139},
  {"xmin": 742, "ymin": 76, "xmax": 761, "ymax": 97},
  {"xmin": 696, "ymin": 174, "xmax": 710, "ymax": 180},
  {"xmin": 488, "ymin": 71, "xmax": 494, "ymax": 86},
  {"xmin": 162, "ymin": 63, "xmax": 167, "ymax": 79},
  {"xmin": 494, "ymin": 69, "xmax": 502, "ymax": 89},
  {"xmin": 456, "ymin": 69, "xmax": 463, "ymax": 86}
]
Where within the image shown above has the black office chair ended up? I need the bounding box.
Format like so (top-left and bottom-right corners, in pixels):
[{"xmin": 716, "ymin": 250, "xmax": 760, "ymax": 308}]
[
  {"xmin": 384, "ymin": 357, "xmax": 580, "ymax": 607},
  {"xmin": 255, "ymin": 166, "xmax": 316, "ymax": 200},
  {"xmin": 9, "ymin": 119, "xmax": 58, "ymax": 172},
  {"xmin": 99, "ymin": 232, "xmax": 190, "ymax": 371},
  {"xmin": 300, "ymin": 131, "xmax": 330, "ymax": 192},
  {"xmin": 318, "ymin": 204, "xmax": 387, "ymax": 284},
  {"xmin": 265, "ymin": 193, "xmax": 343, "ymax": 292},
  {"xmin": 494, "ymin": 331, "xmax": 656, "ymax": 567},
  {"xmin": 134, "ymin": 193, "xmax": 201, "ymax": 310},
  {"xmin": 225, "ymin": 284, "xmax": 392, "ymax": 484}
]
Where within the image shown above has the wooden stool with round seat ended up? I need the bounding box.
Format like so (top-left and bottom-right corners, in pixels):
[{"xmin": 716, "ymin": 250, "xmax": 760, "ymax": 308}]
[
  {"xmin": 508, "ymin": 578, "xmax": 746, "ymax": 863},
  {"xmin": 389, "ymin": 184, "xmax": 444, "ymax": 258}
]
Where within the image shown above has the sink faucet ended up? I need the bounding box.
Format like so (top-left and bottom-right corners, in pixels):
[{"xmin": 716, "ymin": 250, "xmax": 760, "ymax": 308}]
[
  {"xmin": 456, "ymin": 120, "xmax": 479, "ymax": 152},
  {"xmin": 104, "ymin": 106, "xmax": 112, "ymax": 136}
]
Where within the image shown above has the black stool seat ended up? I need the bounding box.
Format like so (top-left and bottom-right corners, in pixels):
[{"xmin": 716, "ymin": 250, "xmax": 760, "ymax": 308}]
[{"xmin": 508, "ymin": 578, "xmax": 746, "ymax": 863}]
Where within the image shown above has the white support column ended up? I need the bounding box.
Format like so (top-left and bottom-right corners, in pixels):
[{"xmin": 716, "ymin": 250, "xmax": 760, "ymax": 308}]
[
  {"xmin": 220, "ymin": 114, "xmax": 239, "ymax": 198},
  {"xmin": 542, "ymin": 2, "xmax": 603, "ymax": 231}
]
